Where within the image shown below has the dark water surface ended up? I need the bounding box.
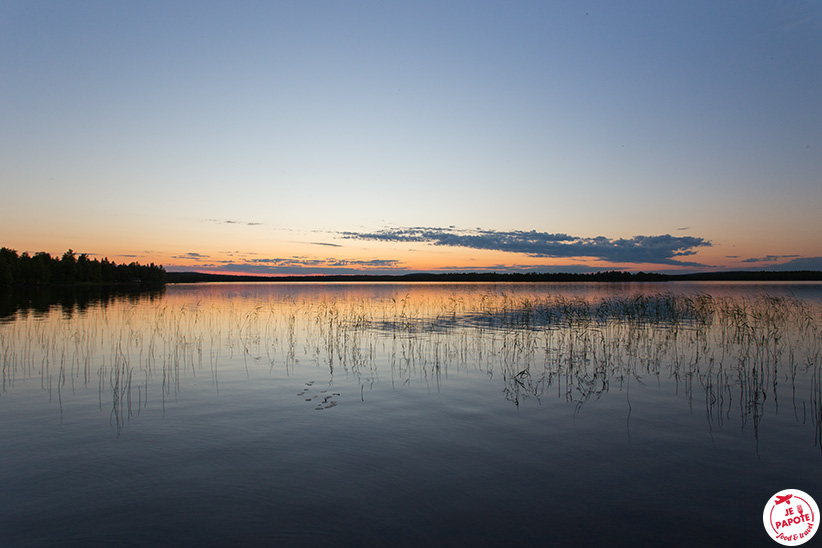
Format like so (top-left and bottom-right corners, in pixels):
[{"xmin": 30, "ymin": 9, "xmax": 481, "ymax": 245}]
[{"xmin": 2, "ymin": 282, "xmax": 822, "ymax": 547}]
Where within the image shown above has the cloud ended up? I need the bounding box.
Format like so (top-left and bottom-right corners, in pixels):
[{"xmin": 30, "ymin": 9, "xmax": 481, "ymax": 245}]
[
  {"xmin": 741, "ymin": 255, "xmax": 800, "ymax": 263},
  {"xmin": 241, "ymin": 257, "xmax": 400, "ymax": 268},
  {"xmin": 340, "ymin": 227, "xmax": 711, "ymax": 266},
  {"xmin": 206, "ymin": 218, "xmax": 264, "ymax": 226},
  {"xmin": 781, "ymin": 15, "xmax": 813, "ymax": 32},
  {"xmin": 165, "ymin": 255, "xmax": 406, "ymax": 275},
  {"xmin": 205, "ymin": 219, "xmax": 238, "ymax": 224},
  {"xmin": 768, "ymin": 256, "xmax": 822, "ymax": 271},
  {"xmin": 433, "ymin": 263, "xmax": 610, "ymax": 274},
  {"xmin": 172, "ymin": 252, "xmax": 210, "ymax": 261},
  {"xmin": 218, "ymin": 250, "xmax": 260, "ymax": 256},
  {"xmin": 202, "ymin": 256, "xmax": 405, "ymax": 276}
]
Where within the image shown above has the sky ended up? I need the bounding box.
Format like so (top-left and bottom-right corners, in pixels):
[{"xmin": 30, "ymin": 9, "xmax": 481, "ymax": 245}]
[{"xmin": 1, "ymin": 0, "xmax": 821, "ymax": 275}]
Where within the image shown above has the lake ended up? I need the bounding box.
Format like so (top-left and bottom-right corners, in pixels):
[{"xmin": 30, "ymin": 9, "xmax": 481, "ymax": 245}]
[{"xmin": 2, "ymin": 281, "xmax": 821, "ymax": 547}]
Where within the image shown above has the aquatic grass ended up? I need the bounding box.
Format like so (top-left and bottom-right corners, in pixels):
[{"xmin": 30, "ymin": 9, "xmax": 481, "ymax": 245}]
[{"xmin": 1, "ymin": 288, "xmax": 821, "ymax": 447}]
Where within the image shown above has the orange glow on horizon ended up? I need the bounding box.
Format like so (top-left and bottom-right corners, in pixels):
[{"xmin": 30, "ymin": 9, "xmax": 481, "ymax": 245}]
[{"xmin": 2, "ymin": 225, "xmax": 805, "ymax": 276}]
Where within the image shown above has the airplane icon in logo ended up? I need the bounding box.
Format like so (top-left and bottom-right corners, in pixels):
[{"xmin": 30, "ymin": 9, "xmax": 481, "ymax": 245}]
[{"xmin": 775, "ymin": 494, "xmax": 793, "ymax": 505}]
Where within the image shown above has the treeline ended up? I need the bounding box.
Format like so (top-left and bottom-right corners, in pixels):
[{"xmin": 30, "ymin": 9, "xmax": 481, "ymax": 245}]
[
  {"xmin": 164, "ymin": 269, "xmax": 822, "ymax": 284},
  {"xmin": 0, "ymin": 247, "xmax": 166, "ymax": 285},
  {"xmin": 165, "ymin": 271, "xmax": 666, "ymax": 283},
  {"xmin": 397, "ymin": 271, "xmax": 670, "ymax": 282},
  {"xmin": 396, "ymin": 270, "xmax": 822, "ymax": 282},
  {"xmin": 165, "ymin": 270, "xmax": 670, "ymax": 283}
]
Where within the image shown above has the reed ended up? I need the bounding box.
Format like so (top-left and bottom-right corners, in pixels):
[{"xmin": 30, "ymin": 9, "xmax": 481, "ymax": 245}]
[{"xmin": 1, "ymin": 289, "xmax": 820, "ymax": 445}]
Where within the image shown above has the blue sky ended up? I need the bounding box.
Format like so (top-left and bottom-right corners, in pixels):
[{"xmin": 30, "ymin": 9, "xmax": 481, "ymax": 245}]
[{"xmin": 1, "ymin": 1, "xmax": 820, "ymax": 274}]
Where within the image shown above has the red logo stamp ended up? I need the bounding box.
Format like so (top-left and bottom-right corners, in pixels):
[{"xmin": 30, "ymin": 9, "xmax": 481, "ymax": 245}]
[{"xmin": 763, "ymin": 489, "xmax": 819, "ymax": 546}]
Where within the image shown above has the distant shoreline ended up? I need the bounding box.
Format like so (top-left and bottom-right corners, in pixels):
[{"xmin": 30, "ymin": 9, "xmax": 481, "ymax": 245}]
[{"xmin": 164, "ymin": 270, "xmax": 822, "ymax": 284}]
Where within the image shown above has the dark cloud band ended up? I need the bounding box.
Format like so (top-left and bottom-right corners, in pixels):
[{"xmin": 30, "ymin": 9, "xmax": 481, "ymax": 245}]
[{"xmin": 340, "ymin": 227, "xmax": 711, "ymax": 266}]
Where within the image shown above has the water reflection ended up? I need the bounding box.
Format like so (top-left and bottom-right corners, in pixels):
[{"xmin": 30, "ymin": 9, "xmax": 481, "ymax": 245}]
[
  {"xmin": 2, "ymin": 283, "xmax": 821, "ymax": 451},
  {"xmin": 0, "ymin": 283, "xmax": 165, "ymax": 321}
]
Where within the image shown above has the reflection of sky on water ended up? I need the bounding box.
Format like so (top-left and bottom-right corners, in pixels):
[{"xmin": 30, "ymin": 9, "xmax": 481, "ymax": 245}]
[
  {"xmin": 4, "ymin": 282, "xmax": 822, "ymax": 427},
  {"xmin": 159, "ymin": 279, "xmax": 822, "ymax": 305},
  {"xmin": 1, "ymin": 282, "xmax": 821, "ymax": 546}
]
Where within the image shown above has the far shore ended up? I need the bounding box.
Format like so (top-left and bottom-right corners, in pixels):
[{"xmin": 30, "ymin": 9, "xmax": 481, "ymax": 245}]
[{"xmin": 163, "ymin": 270, "xmax": 822, "ymax": 284}]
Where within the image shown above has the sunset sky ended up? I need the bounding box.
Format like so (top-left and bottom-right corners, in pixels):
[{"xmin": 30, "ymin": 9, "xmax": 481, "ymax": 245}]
[{"xmin": 2, "ymin": 1, "xmax": 820, "ymax": 275}]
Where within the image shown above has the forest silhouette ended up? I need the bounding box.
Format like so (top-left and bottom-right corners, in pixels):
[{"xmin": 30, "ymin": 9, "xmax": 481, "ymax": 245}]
[
  {"xmin": 164, "ymin": 270, "xmax": 822, "ymax": 283},
  {"xmin": 0, "ymin": 247, "xmax": 165, "ymax": 285}
]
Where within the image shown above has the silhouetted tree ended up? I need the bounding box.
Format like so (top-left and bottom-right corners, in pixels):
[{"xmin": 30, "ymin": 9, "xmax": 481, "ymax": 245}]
[
  {"xmin": 0, "ymin": 248, "xmax": 19, "ymax": 283},
  {"xmin": 20, "ymin": 252, "xmax": 52, "ymax": 284},
  {"xmin": 0, "ymin": 247, "xmax": 166, "ymax": 285},
  {"xmin": 61, "ymin": 249, "xmax": 77, "ymax": 282},
  {"xmin": 0, "ymin": 255, "xmax": 12, "ymax": 286}
]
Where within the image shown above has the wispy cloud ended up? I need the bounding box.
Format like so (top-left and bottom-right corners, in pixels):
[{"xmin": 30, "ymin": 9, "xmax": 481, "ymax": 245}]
[
  {"xmin": 780, "ymin": 15, "xmax": 813, "ymax": 32},
  {"xmin": 431, "ymin": 263, "xmax": 609, "ymax": 274},
  {"xmin": 172, "ymin": 252, "xmax": 211, "ymax": 261},
  {"xmin": 741, "ymin": 255, "xmax": 800, "ymax": 263},
  {"xmin": 166, "ymin": 247, "xmax": 405, "ymax": 274},
  {"xmin": 218, "ymin": 250, "xmax": 260, "ymax": 257},
  {"xmin": 242, "ymin": 257, "xmax": 400, "ymax": 268},
  {"xmin": 206, "ymin": 219, "xmax": 264, "ymax": 227},
  {"xmin": 340, "ymin": 227, "xmax": 711, "ymax": 266},
  {"xmin": 198, "ymin": 256, "xmax": 405, "ymax": 276}
]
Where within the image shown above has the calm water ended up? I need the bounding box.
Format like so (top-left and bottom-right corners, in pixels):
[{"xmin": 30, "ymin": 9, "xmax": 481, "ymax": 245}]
[{"xmin": 2, "ymin": 282, "xmax": 822, "ymax": 547}]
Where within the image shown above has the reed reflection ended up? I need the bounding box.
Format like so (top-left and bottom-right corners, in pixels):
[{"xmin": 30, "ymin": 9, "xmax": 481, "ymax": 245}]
[{"xmin": 1, "ymin": 284, "xmax": 820, "ymax": 450}]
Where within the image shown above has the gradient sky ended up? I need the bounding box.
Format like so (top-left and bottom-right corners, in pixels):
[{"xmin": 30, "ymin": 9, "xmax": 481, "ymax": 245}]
[{"xmin": 2, "ymin": 1, "xmax": 820, "ymax": 275}]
